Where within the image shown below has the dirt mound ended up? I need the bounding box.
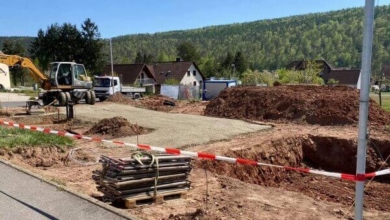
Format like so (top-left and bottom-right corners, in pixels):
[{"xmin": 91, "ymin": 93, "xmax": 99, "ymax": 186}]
[
  {"xmin": 140, "ymin": 95, "xmax": 176, "ymax": 112},
  {"xmin": 106, "ymin": 93, "xmax": 135, "ymax": 105},
  {"xmin": 0, "ymin": 146, "xmax": 67, "ymax": 167},
  {"xmin": 84, "ymin": 117, "xmax": 147, "ymax": 138},
  {"xmin": 196, "ymin": 134, "xmax": 390, "ymax": 210},
  {"xmin": 205, "ymin": 85, "xmax": 390, "ymax": 126}
]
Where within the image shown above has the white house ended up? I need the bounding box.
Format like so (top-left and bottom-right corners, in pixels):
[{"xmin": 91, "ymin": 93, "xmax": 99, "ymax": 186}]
[
  {"xmin": 152, "ymin": 60, "xmax": 205, "ymax": 88},
  {"xmin": 0, "ymin": 63, "xmax": 11, "ymax": 89}
]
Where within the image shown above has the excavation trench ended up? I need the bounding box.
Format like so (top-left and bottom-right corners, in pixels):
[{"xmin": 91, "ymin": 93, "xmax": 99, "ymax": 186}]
[{"xmin": 196, "ymin": 134, "xmax": 390, "ymax": 210}]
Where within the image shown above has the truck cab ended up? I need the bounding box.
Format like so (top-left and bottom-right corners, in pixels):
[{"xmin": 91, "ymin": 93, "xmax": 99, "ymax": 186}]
[
  {"xmin": 93, "ymin": 76, "xmax": 121, "ymax": 101},
  {"xmin": 93, "ymin": 76, "xmax": 146, "ymax": 101}
]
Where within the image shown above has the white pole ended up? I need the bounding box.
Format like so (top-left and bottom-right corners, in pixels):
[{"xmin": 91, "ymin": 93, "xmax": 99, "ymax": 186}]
[
  {"xmin": 110, "ymin": 38, "xmax": 114, "ymax": 95},
  {"xmin": 355, "ymin": 0, "xmax": 375, "ymax": 219}
]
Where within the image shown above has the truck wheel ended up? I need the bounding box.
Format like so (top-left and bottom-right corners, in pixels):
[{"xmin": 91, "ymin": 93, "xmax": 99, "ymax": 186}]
[
  {"xmin": 85, "ymin": 91, "xmax": 92, "ymax": 104},
  {"xmin": 58, "ymin": 92, "xmax": 67, "ymax": 106},
  {"xmin": 42, "ymin": 93, "xmax": 50, "ymax": 105},
  {"xmin": 90, "ymin": 91, "xmax": 96, "ymax": 105},
  {"xmin": 133, "ymin": 93, "xmax": 141, "ymax": 99},
  {"xmin": 65, "ymin": 92, "xmax": 71, "ymax": 103}
]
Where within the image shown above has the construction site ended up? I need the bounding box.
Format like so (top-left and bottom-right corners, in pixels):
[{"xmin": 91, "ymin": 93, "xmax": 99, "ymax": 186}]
[{"xmin": 0, "ymin": 84, "xmax": 389, "ymax": 219}]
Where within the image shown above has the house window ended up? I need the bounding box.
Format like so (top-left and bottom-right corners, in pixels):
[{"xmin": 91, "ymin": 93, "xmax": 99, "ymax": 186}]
[
  {"xmin": 193, "ymin": 81, "xmax": 197, "ymax": 86},
  {"xmin": 193, "ymin": 70, "xmax": 196, "ymax": 76},
  {"xmin": 199, "ymin": 80, "xmax": 202, "ymax": 86},
  {"xmin": 187, "ymin": 71, "xmax": 190, "ymax": 76}
]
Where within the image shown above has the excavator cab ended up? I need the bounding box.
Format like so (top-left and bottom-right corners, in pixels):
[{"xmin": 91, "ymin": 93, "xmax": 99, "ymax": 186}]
[{"xmin": 49, "ymin": 62, "xmax": 92, "ymax": 89}]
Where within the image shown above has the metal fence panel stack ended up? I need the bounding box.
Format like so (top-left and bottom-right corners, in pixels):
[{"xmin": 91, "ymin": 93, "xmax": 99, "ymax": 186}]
[{"xmin": 93, "ymin": 154, "xmax": 192, "ymax": 207}]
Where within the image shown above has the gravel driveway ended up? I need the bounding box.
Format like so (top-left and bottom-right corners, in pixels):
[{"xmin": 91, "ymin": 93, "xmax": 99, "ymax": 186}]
[{"xmin": 75, "ymin": 103, "xmax": 270, "ymax": 148}]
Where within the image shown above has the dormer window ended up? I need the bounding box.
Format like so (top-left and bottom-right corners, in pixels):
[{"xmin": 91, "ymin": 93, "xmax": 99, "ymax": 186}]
[
  {"xmin": 193, "ymin": 70, "xmax": 196, "ymax": 76},
  {"xmin": 187, "ymin": 71, "xmax": 190, "ymax": 76}
]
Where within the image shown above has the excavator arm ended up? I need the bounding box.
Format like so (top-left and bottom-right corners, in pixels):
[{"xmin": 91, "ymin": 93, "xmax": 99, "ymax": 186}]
[{"xmin": 0, "ymin": 54, "xmax": 51, "ymax": 90}]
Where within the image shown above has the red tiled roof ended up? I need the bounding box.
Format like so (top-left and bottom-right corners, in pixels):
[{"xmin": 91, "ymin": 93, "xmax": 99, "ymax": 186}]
[{"xmin": 101, "ymin": 64, "xmax": 155, "ymax": 84}]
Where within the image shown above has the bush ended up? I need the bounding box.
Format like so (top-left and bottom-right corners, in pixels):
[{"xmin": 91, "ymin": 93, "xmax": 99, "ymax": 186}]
[
  {"xmin": 241, "ymin": 70, "xmax": 276, "ymax": 86},
  {"xmin": 327, "ymin": 78, "xmax": 339, "ymax": 85}
]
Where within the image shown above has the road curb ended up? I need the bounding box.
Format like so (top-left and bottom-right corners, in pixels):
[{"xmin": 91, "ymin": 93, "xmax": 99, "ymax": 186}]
[{"xmin": 0, "ymin": 158, "xmax": 141, "ymax": 220}]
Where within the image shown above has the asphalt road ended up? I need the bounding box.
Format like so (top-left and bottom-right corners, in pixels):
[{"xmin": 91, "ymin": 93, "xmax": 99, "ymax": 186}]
[
  {"xmin": 0, "ymin": 93, "xmax": 31, "ymax": 108},
  {"xmin": 0, "ymin": 162, "xmax": 127, "ymax": 220},
  {"xmin": 0, "ymin": 101, "xmax": 27, "ymax": 108}
]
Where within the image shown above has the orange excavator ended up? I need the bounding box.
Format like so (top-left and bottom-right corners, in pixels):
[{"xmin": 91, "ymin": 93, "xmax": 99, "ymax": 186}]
[{"xmin": 0, "ymin": 54, "xmax": 96, "ymax": 106}]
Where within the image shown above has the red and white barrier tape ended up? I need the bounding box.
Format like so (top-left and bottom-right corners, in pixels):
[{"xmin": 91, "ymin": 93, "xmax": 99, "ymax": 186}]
[{"xmin": 0, "ymin": 120, "xmax": 389, "ymax": 181}]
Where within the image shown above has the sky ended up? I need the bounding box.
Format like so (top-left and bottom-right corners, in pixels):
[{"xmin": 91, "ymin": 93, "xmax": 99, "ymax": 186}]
[{"xmin": 1, "ymin": 0, "xmax": 389, "ymax": 38}]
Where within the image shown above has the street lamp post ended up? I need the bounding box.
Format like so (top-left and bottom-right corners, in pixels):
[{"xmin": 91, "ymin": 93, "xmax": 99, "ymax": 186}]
[
  {"xmin": 231, "ymin": 64, "xmax": 236, "ymax": 79},
  {"xmin": 110, "ymin": 39, "xmax": 114, "ymax": 95}
]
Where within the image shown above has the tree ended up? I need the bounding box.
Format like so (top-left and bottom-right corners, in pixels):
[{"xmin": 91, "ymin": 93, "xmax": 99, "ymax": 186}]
[
  {"xmin": 30, "ymin": 18, "xmax": 105, "ymax": 74},
  {"xmin": 199, "ymin": 57, "xmax": 217, "ymax": 78},
  {"xmin": 134, "ymin": 52, "xmax": 143, "ymax": 63},
  {"xmin": 1, "ymin": 40, "xmax": 30, "ymax": 86},
  {"xmin": 29, "ymin": 29, "xmax": 50, "ymax": 70},
  {"xmin": 81, "ymin": 18, "xmax": 105, "ymax": 74},
  {"xmin": 143, "ymin": 54, "xmax": 153, "ymax": 64},
  {"xmin": 177, "ymin": 42, "xmax": 200, "ymax": 63},
  {"xmin": 221, "ymin": 52, "xmax": 234, "ymax": 70},
  {"xmin": 157, "ymin": 52, "xmax": 170, "ymax": 62},
  {"xmin": 233, "ymin": 51, "xmax": 249, "ymax": 76}
]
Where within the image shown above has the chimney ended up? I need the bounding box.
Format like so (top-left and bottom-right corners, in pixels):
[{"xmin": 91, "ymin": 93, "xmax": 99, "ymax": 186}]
[{"xmin": 176, "ymin": 57, "xmax": 182, "ymax": 62}]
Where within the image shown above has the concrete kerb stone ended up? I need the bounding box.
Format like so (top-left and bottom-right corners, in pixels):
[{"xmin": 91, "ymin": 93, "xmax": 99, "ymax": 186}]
[{"xmin": 0, "ymin": 157, "xmax": 141, "ymax": 220}]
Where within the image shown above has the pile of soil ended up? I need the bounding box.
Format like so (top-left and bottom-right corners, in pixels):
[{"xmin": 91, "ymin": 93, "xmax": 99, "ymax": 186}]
[
  {"xmin": 0, "ymin": 146, "xmax": 67, "ymax": 168},
  {"xmin": 205, "ymin": 85, "xmax": 390, "ymax": 126},
  {"xmin": 84, "ymin": 116, "xmax": 147, "ymax": 138},
  {"xmin": 196, "ymin": 134, "xmax": 390, "ymax": 210},
  {"xmin": 106, "ymin": 93, "xmax": 135, "ymax": 105},
  {"xmin": 140, "ymin": 95, "xmax": 176, "ymax": 112}
]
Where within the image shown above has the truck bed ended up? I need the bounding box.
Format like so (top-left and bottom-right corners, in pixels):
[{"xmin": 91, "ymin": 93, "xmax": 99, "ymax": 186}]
[{"xmin": 121, "ymin": 86, "xmax": 146, "ymax": 93}]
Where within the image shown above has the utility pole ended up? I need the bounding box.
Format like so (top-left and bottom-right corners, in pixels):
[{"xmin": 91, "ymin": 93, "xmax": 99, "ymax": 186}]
[
  {"xmin": 355, "ymin": 0, "xmax": 375, "ymax": 219},
  {"xmin": 110, "ymin": 38, "xmax": 114, "ymax": 95}
]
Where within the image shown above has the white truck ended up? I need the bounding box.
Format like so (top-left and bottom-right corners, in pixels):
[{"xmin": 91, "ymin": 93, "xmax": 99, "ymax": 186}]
[{"xmin": 93, "ymin": 76, "xmax": 146, "ymax": 101}]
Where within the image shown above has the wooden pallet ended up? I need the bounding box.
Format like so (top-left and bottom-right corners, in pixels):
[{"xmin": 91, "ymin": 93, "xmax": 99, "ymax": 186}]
[{"xmin": 123, "ymin": 189, "xmax": 188, "ymax": 208}]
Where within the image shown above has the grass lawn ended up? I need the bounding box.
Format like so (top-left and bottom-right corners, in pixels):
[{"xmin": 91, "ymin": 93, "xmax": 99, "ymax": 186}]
[
  {"xmin": 0, "ymin": 126, "xmax": 74, "ymax": 149},
  {"xmin": 370, "ymin": 92, "xmax": 390, "ymax": 112}
]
